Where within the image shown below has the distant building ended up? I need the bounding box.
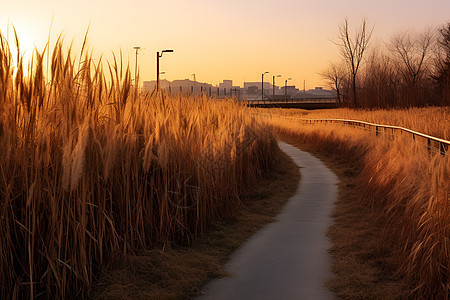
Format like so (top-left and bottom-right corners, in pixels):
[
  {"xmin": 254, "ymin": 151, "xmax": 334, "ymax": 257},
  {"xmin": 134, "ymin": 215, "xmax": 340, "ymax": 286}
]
[
  {"xmin": 142, "ymin": 79, "xmax": 213, "ymax": 94},
  {"xmin": 142, "ymin": 79, "xmax": 335, "ymax": 101},
  {"xmin": 247, "ymin": 86, "xmax": 259, "ymax": 95},
  {"xmin": 295, "ymin": 87, "xmax": 336, "ymax": 99},
  {"xmin": 219, "ymin": 80, "xmax": 241, "ymax": 92},
  {"xmin": 244, "ymin": 82, "xmax": 272, "ymax": 90},
  {"xmin": 280, "ymin": 85, "xmax": 299, "ymax": 97},
  {"xmin": 219, "ymin": 80, "xmax": 233, "ymax": 89}
]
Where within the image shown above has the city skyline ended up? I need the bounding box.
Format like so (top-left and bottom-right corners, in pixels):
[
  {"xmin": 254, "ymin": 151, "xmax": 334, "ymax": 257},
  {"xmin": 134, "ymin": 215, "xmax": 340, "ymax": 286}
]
[
  {"xmin": 142, "ymin": 78, "xmax": 336, "ymax": 102},
  {"xmin": 1, "ymin": 0, "xmax": 449, "ymax": 89}
]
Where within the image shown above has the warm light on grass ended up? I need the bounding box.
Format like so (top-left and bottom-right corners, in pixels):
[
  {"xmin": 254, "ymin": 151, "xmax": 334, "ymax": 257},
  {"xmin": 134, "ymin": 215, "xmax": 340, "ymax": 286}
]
[
  {"xmin": 265, "ymin": 110, "xmax": 449, "ymax": 299},
  {"xmin": 0, "ymin": 32, "xmax": 279, "ymax": 299},
  {"xmin": 278, "ymin": 107, "xmax": 449, "ymax": 140}
]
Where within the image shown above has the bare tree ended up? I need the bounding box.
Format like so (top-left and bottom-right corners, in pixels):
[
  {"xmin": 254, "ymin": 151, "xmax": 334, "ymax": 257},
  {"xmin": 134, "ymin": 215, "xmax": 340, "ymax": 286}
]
[
  {"xmin": 335, "ymin": 17, "xmax": 373, "ymax": 107},
  {"xmin": 433, "ymin": 23, "xmax": 450, "ymax": 105},
  {"xmin": 388, "ymin": 29, "xmax": 435, "ymax": 89},
  {"xmin": 359, "ymin": 47, "xmax": 399, "ymax": 107},
  {"xmin": 319, "ymin": 62, "xmax": 346, "ymax": 105}
]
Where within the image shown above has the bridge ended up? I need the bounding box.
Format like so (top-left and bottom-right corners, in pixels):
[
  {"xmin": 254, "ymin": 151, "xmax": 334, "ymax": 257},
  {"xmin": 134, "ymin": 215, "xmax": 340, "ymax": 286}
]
[{"xmin": 246, "ymin": 98, "xmax": 338, "ymax": 109}]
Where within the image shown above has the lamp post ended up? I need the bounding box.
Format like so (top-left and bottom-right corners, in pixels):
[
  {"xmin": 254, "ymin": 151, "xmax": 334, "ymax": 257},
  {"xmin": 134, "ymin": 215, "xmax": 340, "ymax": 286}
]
[
  {"xmin": 157, "ymin": 49, "xmax": 173, "ymax": 91},
  {"xmin": 273, "ymin": 74, "xmax": 281, "ymax": 99},
  {"xmin": 285, "ymin": 77, "xmax": 292, "ymax": 102},
  {"xmin": 261, "ymin": 71, "xmax": 269, "ymax": 103},
  {"xmin": 134, "ymin": 46, "xmax": 140, "ymax": 86}
]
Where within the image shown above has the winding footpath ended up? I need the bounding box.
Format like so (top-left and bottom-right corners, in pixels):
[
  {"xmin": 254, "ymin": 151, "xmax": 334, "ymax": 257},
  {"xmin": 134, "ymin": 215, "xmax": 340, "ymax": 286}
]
[{"xmin": 195, "ymin": 142, "xmax": 338, "ymax": 300}]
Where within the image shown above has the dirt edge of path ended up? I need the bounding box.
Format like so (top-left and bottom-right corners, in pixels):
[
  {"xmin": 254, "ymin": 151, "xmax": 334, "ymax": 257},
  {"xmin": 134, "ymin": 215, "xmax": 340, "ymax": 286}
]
[
  {"xmin": 89, "ymin": 147, "xmax": 300, "ymax": 300},
  {"xmin": 278, "ymin": 134, "xmax": 409, "ymax": 299}
]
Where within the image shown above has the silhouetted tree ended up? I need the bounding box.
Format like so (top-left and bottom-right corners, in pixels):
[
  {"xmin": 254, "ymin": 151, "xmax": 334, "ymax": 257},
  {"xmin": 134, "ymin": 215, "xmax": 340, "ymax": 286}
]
[
  {"xmin": 388, "ymin": 28, "xmax": 435, "ymax": 105},
  {"xmin": 433, "ymin": 23, "xmax": 450, "ymax": 105},
  {"xmin": 360, "ymin": 48, "xmax": 398, "ymax": 107},
  {"xmin": 319, "ymin": 62, "xmax": 346, "ymax": 105},
  {"xmin": 335, "ymin": 18, "xmax": 373, "ymax": 108}
]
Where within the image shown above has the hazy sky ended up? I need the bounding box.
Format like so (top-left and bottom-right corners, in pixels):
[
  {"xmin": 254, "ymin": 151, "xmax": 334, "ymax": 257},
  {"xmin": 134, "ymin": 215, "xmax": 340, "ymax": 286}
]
[{"xmin": 1, "ymin": 0, "xmax": 449, "ymax": 88}]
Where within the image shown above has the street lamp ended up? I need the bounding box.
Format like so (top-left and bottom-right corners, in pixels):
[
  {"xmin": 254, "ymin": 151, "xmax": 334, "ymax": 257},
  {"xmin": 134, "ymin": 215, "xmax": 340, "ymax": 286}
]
[
  {"xmin": 157, "ymin": 49, "xmax": 174, "ymax": 91},
  {"xmin": 134, "ymin": 46, "xmax": 140, "ymax": 86},
  {"xmin": 273, "ymin": 74, "xmax": 281, "ymax": 99},
  {"xmin": 261, "ymin": 71, "xmax": 269, "ymax": 103},
  {"xmin": 285, "ymin": 77, "xmax": 292, "ymax": 102}
]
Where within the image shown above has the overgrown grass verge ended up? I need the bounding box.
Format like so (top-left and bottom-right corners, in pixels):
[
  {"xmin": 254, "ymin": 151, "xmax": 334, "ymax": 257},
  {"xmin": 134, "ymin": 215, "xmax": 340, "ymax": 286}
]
[
  {"xmin": 0, "ymin": 32, "xmax": 279, "ymax": 298},
  {"xmin": 266, "ymin": 114, "xmax": 449, "ymax": 299},
  {"xmin": 89, "ymin": 148, "xmax": 300, "ymax": 299},
  {"xmin": 266, "ymin": 107, "xmax": 449, "ymax": 139},
  {"xmin": 278, "ymin": 134, "xmax": 408, "ymax": 299}
]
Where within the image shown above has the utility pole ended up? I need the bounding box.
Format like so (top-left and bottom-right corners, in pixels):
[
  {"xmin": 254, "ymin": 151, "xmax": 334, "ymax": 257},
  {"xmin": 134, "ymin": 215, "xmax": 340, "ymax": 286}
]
[
  {"xmin": 262, "ymin": 71, "xmax": 269, "ymax": 103},
  {"xmin": 156, "ymin": 52, "xmax": 160, "ymax": 90},
  {"xmin": 285, "ymin": 77, "xmax": 292, "ymax": 102},
  {"xmin": 134, "ymin": 46, "xmax": 140, "ymax": 86},
  {"xmin": 156, "ymin": 49, "xmax": 174, "ymax": 91},
  {"xmin": 273, "ymin": 74, "xmax": 281, "ymax": 99}
]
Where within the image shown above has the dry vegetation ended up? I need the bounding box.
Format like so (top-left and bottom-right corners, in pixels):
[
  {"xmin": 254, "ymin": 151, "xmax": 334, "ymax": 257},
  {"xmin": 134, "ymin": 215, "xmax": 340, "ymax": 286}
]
[
  {"xmin": 264, "ymin": 108, "xmax": 449, "ymax": 299},
  {"xmin": 323, "ymin": 20, "xmax": 450, "ymax": 108},
  {"xmin": 278, "ymin": 107, "xmax": 449, "ymax": 139},
  {"xmin": 0, "ymin": 32, "xmax": 279, "ymax": 299},
  {"xmin": 90, "ymin": 149, "xmax": 300, "ymax": 299}
]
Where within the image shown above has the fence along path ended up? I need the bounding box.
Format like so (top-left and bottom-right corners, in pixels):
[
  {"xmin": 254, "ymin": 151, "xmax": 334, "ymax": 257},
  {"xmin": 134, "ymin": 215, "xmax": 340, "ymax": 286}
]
[{"xmin": 259, "ymin": 113, "xmax": 450, "ymax": 155}]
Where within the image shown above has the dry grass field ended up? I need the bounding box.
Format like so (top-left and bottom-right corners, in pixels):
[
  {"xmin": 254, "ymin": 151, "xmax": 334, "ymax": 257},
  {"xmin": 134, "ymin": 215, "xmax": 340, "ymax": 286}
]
[
  {"xmin": 264, "ymin": 108, "xmax": 449, "ymax": 299},
  {"xmin": 0, "ymin": 33, "xmax": 279, "ymax": 298},
  {"xmin": 276, "ymin": 107, "xmax": 449, "ymax": 139},
  {"xmin": 1, "ymin": 28, "xmax": 449, "ymax": 299}
]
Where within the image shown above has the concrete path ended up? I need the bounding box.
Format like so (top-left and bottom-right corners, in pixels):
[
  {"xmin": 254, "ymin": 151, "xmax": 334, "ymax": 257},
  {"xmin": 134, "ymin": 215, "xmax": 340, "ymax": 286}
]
[{"xmin": 195, "ymin": 142, "xmax": 338, "ymax": 300}]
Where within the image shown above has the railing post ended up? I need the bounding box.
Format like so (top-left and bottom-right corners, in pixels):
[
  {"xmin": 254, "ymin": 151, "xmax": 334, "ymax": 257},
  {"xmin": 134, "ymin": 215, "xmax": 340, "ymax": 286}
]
[{"xmin": 440, "ymin": 142, "xmax": 446, "ymax": 155}]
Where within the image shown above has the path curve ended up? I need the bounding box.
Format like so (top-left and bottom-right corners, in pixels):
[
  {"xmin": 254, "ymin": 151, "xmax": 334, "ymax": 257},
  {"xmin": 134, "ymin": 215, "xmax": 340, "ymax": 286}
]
[{"xmin": 195, "ymin": 142, "xmax": 338, "ymax": 300}]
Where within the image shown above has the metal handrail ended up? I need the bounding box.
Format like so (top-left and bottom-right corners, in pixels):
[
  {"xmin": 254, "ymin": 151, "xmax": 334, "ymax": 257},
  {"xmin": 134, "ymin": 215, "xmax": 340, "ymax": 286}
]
[
  {"xmin": 247, "ymin": 97, "xmax": 338, "ymax": 104},
  {"xmin": 258, "ymin": 113, "xmax": 449, "ymax": 155}
]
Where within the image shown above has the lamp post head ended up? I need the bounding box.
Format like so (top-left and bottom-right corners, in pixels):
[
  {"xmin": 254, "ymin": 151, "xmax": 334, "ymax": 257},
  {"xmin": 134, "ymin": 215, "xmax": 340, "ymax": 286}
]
[{"xmin": 159, "ymin": 49, "xmax": 174, "ymax": 58}]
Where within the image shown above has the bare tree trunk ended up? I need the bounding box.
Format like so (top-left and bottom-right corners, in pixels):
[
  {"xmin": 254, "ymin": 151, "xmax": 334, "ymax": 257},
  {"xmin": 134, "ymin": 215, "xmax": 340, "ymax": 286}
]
[{"xmin": 335, "ymin": 18, "xmax": 373, "ymax": 108}]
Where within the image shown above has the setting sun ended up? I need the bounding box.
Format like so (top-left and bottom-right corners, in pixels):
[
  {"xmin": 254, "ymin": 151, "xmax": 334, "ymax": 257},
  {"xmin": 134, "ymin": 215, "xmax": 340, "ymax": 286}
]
[{"xmin": 0, "ymin": 1, "xmax": 448, "ymax": 299}]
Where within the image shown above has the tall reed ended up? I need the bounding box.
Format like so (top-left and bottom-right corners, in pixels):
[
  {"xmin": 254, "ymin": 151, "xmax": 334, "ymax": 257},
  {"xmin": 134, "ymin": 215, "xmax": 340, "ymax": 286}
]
[{"xmin": 0, "ymin": 32, "xmax": 279, "ymax": 298}]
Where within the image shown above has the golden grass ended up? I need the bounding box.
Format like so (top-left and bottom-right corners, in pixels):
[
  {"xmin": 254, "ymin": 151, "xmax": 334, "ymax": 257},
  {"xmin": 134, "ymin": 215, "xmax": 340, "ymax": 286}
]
[
  {"xmin": 90, "ymin": 149, "xmax": 300, "ymax": 299},
  {"xmin": 0, "ymin": 32, "xmax": 279, "ymax": 298},
  {"xmin": 279, "ymin": 134, "xmax": 408, "ymax": 299},
  {"xmin": 265, "ymin": 110, "xmax": 449, "ymax": 299},
  {"xmin": 273, "ymin": 107, "xmax": 449, "ymax": 140}
]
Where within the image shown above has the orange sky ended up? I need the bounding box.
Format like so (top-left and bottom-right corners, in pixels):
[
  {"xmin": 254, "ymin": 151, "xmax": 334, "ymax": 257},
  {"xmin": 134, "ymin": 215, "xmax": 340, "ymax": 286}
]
[{"xmin": 1, "ymin": 0, "xmax": 449, "ymax": 89}]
